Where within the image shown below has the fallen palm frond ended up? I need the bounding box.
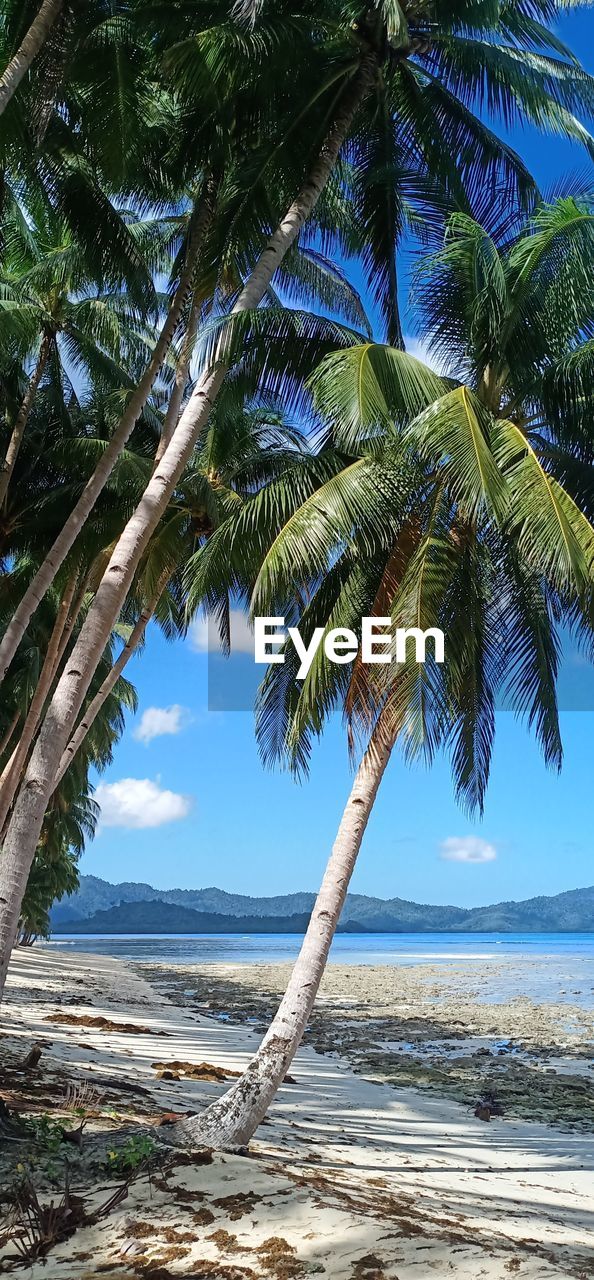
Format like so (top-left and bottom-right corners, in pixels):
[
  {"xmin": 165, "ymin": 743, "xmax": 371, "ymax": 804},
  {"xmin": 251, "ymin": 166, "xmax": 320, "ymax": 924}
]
[{"xmin": 0, "ymin": 1166, "xmax": 131, "ymax": 1270}]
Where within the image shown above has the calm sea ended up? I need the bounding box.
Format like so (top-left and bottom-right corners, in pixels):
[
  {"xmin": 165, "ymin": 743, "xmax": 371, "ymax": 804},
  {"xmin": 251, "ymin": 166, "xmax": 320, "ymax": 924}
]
[{"xmin": 43, "ymin": 931, "xmax": 594, "ymax": 1008}]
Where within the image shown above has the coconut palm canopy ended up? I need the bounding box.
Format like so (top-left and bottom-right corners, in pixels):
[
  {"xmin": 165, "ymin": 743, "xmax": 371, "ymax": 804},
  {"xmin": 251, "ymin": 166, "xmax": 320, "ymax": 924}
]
[
  {"xmin": 189, "ymin": 195, "xmax": 594, "ymax": 814},
  {"xmin": 0, "ymin": 0, "xmax": 594, "ymax": 1146}
]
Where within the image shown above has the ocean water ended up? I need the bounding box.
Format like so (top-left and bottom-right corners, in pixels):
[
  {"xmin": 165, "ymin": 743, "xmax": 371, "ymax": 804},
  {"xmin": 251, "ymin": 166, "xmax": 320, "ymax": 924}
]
[
  {"xmin": 44, "ymin": 931, "xmax": 594, "ymax": 1009},
  {"xmin": 44, "ymin": 929, "xmax": 594, "ymax": 965}
]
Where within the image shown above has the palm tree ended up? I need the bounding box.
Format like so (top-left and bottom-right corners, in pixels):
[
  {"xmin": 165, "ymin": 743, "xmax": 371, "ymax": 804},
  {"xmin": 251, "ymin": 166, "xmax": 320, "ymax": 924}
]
[
  {"xmin": 56, "ymin": 395, "xmax": 316, "ymax": 782},
  {"xmin": 0, "ymin": 173, "xmax": 369, "ymax": 678},
  {"xmin": 18, "ymin": 661, "xmax": 136, "ymax": 943},
  {"xmin": 0, "ymin": 555, "xmax": 138, "ymax": 830},
  {"xmin": 4, "ymin": 0, "xmax": 593, "ymax": 680},
  {"xmin": 2, "ymin": 0, "xmax": 594, "ymax": 994},
  {"xmin": 172, "ymin": 196, "xmax": 594, "ymax": 1147},
  {"xmin": 0, "ymin": 187, "xmax": 212, "ymax": 676},
  {"xmin": 0, "ymin": 0, "xmax": 64, "ymax": 118},
  {"xmin": 0, "ymin": 192, "xmax": 158, "ymax": 507}
]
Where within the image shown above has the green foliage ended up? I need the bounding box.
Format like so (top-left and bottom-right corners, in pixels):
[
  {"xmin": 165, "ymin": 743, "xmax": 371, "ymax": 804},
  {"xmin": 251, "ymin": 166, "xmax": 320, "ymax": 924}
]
[
  {"xmin": 105, "ymin": 1134, "xmax": 157, "ymax": 1174},
  {"xmin": 189, "ymin": 196, "xmax": 594, "ymax": 813},
  {"xmin": 2, "ymin": 0, "xmax": 594, "ymax": 915},
  {"xmin": 24, "ymin": 1114, "xmax": 66, "ymax": 1157}
]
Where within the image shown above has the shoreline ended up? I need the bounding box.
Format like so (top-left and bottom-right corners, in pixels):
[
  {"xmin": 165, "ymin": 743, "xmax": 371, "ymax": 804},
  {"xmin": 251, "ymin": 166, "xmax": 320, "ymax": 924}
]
[{"xmin": 1, "ymin": 947, "xmax": 593, "ymax": 1277}]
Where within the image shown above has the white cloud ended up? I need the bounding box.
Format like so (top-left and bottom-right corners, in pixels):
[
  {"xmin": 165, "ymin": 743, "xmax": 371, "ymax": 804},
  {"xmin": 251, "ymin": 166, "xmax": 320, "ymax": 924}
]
[
  {"xmin": 133, "ymin": 704, "xmax": 188, "ymax": 745},
  {"xmin": 95, "ymin": 778, "xmax": 192, "ymax": 830},
  {"xmin": 189, "ymin": 609, "xmax": 254, "ymax": 655},
  {"xmin": 440, "ymin": 836, "xmax": 497, "ymax": 864}
]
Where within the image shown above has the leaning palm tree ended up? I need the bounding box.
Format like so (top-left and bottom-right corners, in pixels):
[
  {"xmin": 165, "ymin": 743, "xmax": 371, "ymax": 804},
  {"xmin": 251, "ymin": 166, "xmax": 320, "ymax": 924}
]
[
  {"xmin": 0, "ymin": 192, "xmax": 159, "ymax": 507},
  {"xmin": 0, "ymin": 0, "xmax": 64, "ymax": 118},
  {"xmin": 55, "ymin": 395, "xmax": 321, "ymax": 783},
  {"xmin": 4, "ymin": 0, "xmax": 594, "ymax": 662},
  {"xmin": 2, "ymin": 1, "xmax": 594, "ymax": 997},
  {"xmin": 172, "ymin": 196, "xmax": 594, "ymax": 1147},
  {"xmin": 18, "ymin": 658, "xmax": 136, "ymax": 944},
  {"xmin": 1, "ymin": 0, "xmax": 592, "ymax": 682}
]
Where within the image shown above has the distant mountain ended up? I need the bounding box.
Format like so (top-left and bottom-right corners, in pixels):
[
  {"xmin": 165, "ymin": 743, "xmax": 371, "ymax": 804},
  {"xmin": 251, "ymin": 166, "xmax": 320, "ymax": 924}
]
[
  {"xmin": 455, "ymin": 886, "xmax": 594, "ymax": 932},
  {"xmin": 50, "ymin": 876, "xmax": 594, "ymax": 933},
  {"xmin": 57, "ymin": 901, "xmax": 317, "ymax": 935}
]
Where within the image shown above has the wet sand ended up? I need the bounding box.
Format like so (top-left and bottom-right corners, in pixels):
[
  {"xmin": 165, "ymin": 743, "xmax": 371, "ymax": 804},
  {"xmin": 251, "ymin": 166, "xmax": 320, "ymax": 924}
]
[{"xmin": 138, "ymin": 957, "xmax": 594, "ymax": 1130}]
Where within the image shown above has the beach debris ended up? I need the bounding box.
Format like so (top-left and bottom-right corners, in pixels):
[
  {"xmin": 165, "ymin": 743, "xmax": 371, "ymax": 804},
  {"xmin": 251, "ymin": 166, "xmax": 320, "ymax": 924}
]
[
  {"xmin": 212, "ymin": 1191, "xmax": 262, "ymax": 1220},
  {"xmin": 60, "ymin": 1121, "xmax": 85, "ymax": 1149},
  {"xmin": 350, "ymin": 1253, "xmax": 387, "ymax": 1280},
  {"xmin": 64, "ymin": 1081, "xmax": 102, "ymax": 1114},
  {"xmin": 151, "ymin": 1060, "xmax": 241, "ymax": 1082},
  {"xmin": 208, "ymin": 1227, "xmax": 242, "ymax": 1253},
  {"xmin": 168, "ymin": 1148, "xmax": 214, "ymax": 1167},
  {"xmin": 256, "ymin": 1235, "xmax": 304, "ymax": 1278},
  {"xmin": 44, "ymin": 1013, "xmax": 167, "ymax": 1035},
  {"xmin": 156, "ymin": 1110, "xmax": 191, "ymax": 1126},
  {"xmin": 20, "ymin": 1044, "xmax": 43, "ymax": 1072},
  {"xmin": 0, "ymin": 1097, "xmax": 23, "ymax": 1141},
  {"xmin": 0, "ymin": 1167, "xmax": 129, "ymax": 1268},
  {"xmin": 474, "ymin": 1091, "xmax": 504, "ymax": 1122}
]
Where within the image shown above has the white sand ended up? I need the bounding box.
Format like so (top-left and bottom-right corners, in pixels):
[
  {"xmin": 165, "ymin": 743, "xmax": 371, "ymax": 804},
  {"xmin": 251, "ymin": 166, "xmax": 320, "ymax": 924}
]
[{"xmin": 2, "ymin": 946, "xmax": 593, "ymax": 1278}]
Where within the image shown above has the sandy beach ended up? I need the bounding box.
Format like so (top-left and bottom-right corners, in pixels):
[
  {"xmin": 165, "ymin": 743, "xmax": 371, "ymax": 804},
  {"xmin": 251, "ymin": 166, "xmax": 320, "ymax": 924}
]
[{"xmin": 0, "ymin": 948, "xmax": 593, "ymax": 1278}]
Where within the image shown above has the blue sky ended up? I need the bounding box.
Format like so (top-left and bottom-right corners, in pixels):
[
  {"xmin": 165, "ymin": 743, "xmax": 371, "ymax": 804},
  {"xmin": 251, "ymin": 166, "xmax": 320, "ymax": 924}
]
[{"xmin": 81, "ymin": 8, "xmax": 594, "ymax": 907}]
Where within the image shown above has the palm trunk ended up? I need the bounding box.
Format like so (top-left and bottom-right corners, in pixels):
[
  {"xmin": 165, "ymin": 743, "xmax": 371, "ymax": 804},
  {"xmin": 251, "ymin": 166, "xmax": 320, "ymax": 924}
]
[
  {"xmin": 153, "ymin": 293, "xmax": 200, "ymax": 467},
  {"xmin": 0, "ymin": 186, "xmax": 215, "ymax": 685},
  {"xmin": 0, "ymin": 0, "xmax": 63, "ymax": 117},
  {"xmin": 53, "ymin": 576, "xmax": 168, "ymax": 788},
  {"xmin": 0, "ymin": 51, "xmax": 376, "ymax": 1001},
  {"xmin": 0, "ymin": 710, "xmax": 19, "ymax": 763},
  {"xmin": 48, "ymin": 568, "xmax": 90, "ymax": 680},
  {"xmin": 0, "ymin": 573, "xmax": 77, "ymax": 833},
  {"xmin": 0, "ymin": 331, "xmax": 52, "ymax": 507},
  {"xmin": 174, "ymin": 713, "xmax": 396, "ymax": 1149}
]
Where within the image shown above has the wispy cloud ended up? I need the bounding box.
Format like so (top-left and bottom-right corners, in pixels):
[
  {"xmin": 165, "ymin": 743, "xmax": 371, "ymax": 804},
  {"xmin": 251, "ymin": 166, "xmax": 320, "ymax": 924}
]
[
  {"xmin": 188, "ymin": 609, "xmax": 254, "ymax": 655},
  {"xmin": 133, "ymin": 704, "xmax": 189, "ymax": 745},
  {"xmin": 96, "ymin": 778, "xmax": 193, "ymax": 830},
  {"xmin": 440, "ymin": 836, "xmax": 497, "ymax": 864}
]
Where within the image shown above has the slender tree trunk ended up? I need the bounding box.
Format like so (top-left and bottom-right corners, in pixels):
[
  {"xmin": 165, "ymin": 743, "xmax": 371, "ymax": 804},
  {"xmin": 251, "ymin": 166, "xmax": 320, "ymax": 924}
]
[
  {"xmin": 0, "ymin": 331, "xmax": 52, "ymax": 507},
  {"xmin": 153, "ymin": 293, "xmax": 200, "ymax": 466},
  {"xmin": 48, "ymin": 568, "xmax": 90, "ymax": 681},
  {"xmin": 53, "ymin": 576, "xmax": 168, "ymax": 788},
  {"xmin": 0, "ymin": 709, "xmax": 19, "ymax": 763},
  {"xmin": 0, "ymin": 0, "xmax": 63, "ymax": 117},
  {"xmin": 0, "ymin": 187, "xmax": 215, "ymax": 685},
  {"xmin": 0, "ymin": 573, "xmax": 77, "ymax": 833},
  {"xmin": 174, "ymin": 713, "xmax": 396, "ymax": 1149},
  {"xmin": 0, "ymin": 52, "xmax": 376, "ymax": 1000}
]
